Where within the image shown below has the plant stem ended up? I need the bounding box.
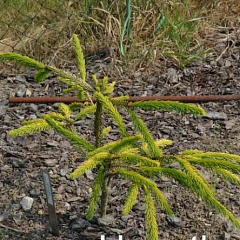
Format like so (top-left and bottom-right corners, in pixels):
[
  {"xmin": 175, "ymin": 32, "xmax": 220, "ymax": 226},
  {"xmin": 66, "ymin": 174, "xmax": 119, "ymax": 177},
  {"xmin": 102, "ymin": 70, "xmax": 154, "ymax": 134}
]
[
  {"xmin": 100, "ymin": 174, "xmax": 111, "ymax": 217},
  {"xmin": 94, "ymin": 99, "xmax": 110, "ymax": 217},
  {"xmin": 94, "ymin": 101, "xmax": 103, "ymax": 148}
]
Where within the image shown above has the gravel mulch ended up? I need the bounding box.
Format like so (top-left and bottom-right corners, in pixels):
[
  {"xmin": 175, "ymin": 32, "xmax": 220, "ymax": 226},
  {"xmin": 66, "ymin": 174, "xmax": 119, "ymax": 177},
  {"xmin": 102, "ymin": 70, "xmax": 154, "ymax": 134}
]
[{"xmin": 1, "ymin": 27, "xmax": 240, "ymax": 240}]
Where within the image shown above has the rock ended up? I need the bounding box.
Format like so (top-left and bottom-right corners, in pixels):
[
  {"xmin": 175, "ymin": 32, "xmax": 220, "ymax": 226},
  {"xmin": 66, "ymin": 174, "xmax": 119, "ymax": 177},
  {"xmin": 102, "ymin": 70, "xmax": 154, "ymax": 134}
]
[
  {"xmin": 20, "ymin": 196, "xmax": 34, "ymax": 211},
  {"xmin": 55, "ymin": 194, "xmax": 63, "ymax": 201},
  {"xmin": 225, "ymin": 221, "xmax": 235, "ymax": 232},
  {"xmin": 0, "ymin": 181, "xmax": 3, "ymax": 188},
  {"xmin": 231, "ymin": 234, "xmax": 240, "ymax": 240},
  {"xmin": 14, "ymin": 75, "xmax": 26, "ymax": 82},
  {"xmin": 29, "ymin": 104, "xmax": 38, "ymax": 112},
  {"xmin": 76, "ymin": 187, "xmax": 81, "ymax": 196},
  {"xmin": 70, "ymin": 217, "xmax": 90, "ymax": 231},
  {"xmin": 65, "ymin": 202, "xmax": 71, "ymax": 211},
  {"xmin": 225, "ymin": 60, "xmax": 232, "ymax": 67},
  {"xmin": 15, "ymin": 88, "xmax": 26, "ymax": 97},
  {"xmin": 29, "ymin": 114, "xmax": 37, "ymax": 120},
  {"xmin": 204, "ymin": 111, "xmax": 228, "ymax": 120},
  {"xmin": 224, "ymin": 232, "xmax": 231, "ymax": 240},
  {"xmin": 166, "ymin": 215, "xmax": 181, "ymax": 227},
  {"xmin": 4, "ymin": 151, "xmax": 23, "ymax": 158},
  {"xmin": 183, "ymin": 68, "xmax": 193, "ymax": 77},
  {"xmin": 27, "ymin": 143, "xmax": 38, "ymax": 149},
  {"xmin": 1, "ymin": 165, "xmax": 11, "ymax": 171},
  {"xmin": 57, "ymin": 184, "xmax": 65, "ymax": 193},
  {"xmin": 98, "ymin": 214, "xmax": 115, "ymax": 226},
  {"xmin": 12, "ymin": 159, "xmax": 27, "ymax": 168},
  {"xmin": 60, "ymin": 168, "xmax": 68, "ymax": 177},
  {"xmin": 224, "ymin": 119, "xmax": 236, "ymax": 130},
  {"xmin": 69, "ymin": 215, "xmax": 78, "ymax": 220},
  {"xmin": 121, "ymin": 214, "xmax": 132, "ymax": 221},
  {"xmin": 0, "ymin": 100, "xmax": 8, "ymax": 115},
  {"xmin": 162, "ymin": 232, "xmax": 170, "ymax": 239},
  {"xmin": 161, "ymin": 176, "xmax": 170, "ymax": 182},
  {"xmin": 109, "ymin": 228, "xmax": 124, "ymax": 235},
  {"xmin": 30, "ymin": 189, "xmax": 41, "ymax": 197},
  {"xmin": 12, "ymin": 213, "xmax": 22, "ymax": 224},
  {"xmin": 85, "ymin": 170, "xmax": 94, "ymax": 180},
  {"xmin": 44, "ymin": 159, "xmax": 58, "ymax": 167},
  {"xmin": 168, "ymin": 162, "xmax": 181, "ymax": 170},
  {"xmin": 12, "ymin": 204, "xmax": 21, "ymax": 210},
  {"xmin": 67, "ymin": 196, "xmax": 82, "ymax": 202},
  {"xmin": 167, "ymin": 68, "xmax": 178, "ymax": 83},
  {"xmin": 0, "ymin": 212, "xmax": 8, "ymax": 222},
  {"xmin": 46, "ymin": 141, "xmax": 59, "ymax": 147},
  {"xmin": 25, "ymin": 89, "xmax": 32, "ymax": 97}
]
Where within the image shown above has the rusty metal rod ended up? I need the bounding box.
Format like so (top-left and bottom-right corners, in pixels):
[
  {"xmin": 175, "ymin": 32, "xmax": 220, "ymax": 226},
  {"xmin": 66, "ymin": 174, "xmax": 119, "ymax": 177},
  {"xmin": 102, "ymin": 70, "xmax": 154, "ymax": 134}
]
[{"xmin": 9, "ymin": 95, "xmax": 240, "ymax": 104}]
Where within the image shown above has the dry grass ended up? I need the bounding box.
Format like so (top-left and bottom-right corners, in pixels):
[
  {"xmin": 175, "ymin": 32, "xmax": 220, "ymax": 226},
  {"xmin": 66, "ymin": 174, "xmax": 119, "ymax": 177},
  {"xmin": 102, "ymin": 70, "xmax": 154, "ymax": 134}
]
[{"xmin": 0, "ymin": 0, "xmax": 239, "ymax": 70}]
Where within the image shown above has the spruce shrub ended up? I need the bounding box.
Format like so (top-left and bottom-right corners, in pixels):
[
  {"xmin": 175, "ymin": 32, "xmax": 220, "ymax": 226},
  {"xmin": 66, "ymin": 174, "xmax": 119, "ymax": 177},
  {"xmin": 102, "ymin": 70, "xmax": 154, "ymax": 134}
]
[{"xmin": 1, "ymin": 35, "xmax": 240, "ymax": 239}]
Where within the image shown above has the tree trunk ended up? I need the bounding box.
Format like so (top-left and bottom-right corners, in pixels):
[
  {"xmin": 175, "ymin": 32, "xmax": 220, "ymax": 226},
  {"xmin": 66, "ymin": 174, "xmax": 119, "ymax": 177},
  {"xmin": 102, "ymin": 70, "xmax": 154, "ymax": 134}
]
[
  {"xmin": 94, "ymin": 101, "xmax": 102, "ymax": 148},
  {"xmin": 100, "ymin": 174, "xmax": 110, "ymax": 217}
]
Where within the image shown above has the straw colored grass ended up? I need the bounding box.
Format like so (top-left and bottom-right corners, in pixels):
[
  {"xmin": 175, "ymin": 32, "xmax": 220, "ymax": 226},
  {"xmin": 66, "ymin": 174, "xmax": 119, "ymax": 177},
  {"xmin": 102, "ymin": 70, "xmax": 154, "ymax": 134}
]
[{"xmin": 0, "ymin": 0, "xmax": 239, "ymax": 70}]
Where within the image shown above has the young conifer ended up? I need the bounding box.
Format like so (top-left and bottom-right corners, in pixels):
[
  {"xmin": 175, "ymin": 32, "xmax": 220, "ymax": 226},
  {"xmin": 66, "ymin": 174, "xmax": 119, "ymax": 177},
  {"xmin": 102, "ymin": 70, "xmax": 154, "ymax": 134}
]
[{"xmin": 2, "ymin": 34, "xmax": 240, "ymax": 239}]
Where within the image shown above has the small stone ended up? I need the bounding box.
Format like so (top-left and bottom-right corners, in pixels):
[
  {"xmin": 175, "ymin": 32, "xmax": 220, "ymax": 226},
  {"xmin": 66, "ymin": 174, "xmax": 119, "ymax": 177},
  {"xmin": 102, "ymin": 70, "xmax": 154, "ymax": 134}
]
[
  {"xmin": 224, "ymin": 119, "xmax": 236, "ymax": 130},
  {"xmin": 27, "ymin": 143, "xmax": 38, "ymax": 149},
  {"xmin": 12, "ymin": 159, "xmax": 26, "ymax": 168},
  {"xmin": 67, "ymin": 196, "xmax": 81, "ymax": 203},
  {"xmin": 204, "ymin": 111, "xmax": 228, "ymax": 120},
  {"xmin": 55, "ymin": 194, "xmax": 63, "ymax": 201},
  {"xmin": 30, "ymin": 189, "xmax": 41, "ymax": 197},
  {"xmin": 25, "ymin": 89, "xmax": 32, "ymax": 97},
  {"xmin": 16, "ymin": 88, "xmax": 26, "ymax": 97},
  {"xmin": 20, "ymin": 196, "xmax": 34, "ymax": 211},
  {"xmin": 0, "ymin": 181, "xmax": 3, "ymax": 188},
  {"xmin": 12, "ymin": 213, "xmax": 22, "ymax": 224},
  {"xmin": 231, "ymin": 234, "xmax": 240, "ymax": 240},
  {"xmin": 12, "ymin": 204, "xmax": 21, "ymax": 210},
  {"xmin": 29, "ymin": 104, "xmax": 38, "ymax": 112},
  {"xmin": 1, "ymin": 165, "xmax": 11, "ymax": 171},
  {"xmin": 65, "ymin": 202, "xmax": 71, "ymax": 211},
  {"xmin": 168, "ymin": 162, "xmax": 181, "ymax": 170},
  {"xmin": 133, "ymin": 204, "xmax": 145, "ymax": 211},
  {"xmin": 29, "ymin": 114, "xmax": 37, "ymax": 120},
  {"xmin": 85, "ymin": 170, "xmax": 94, "ymax": 180},
  {"xmin": 14, "ymin": 75, "xmax": 26, "ymax": 82},
  {"xmin": 109, "ymin": 228, "xmax": 124, "ymax": 235},
  {"xmin": 69, "ymin": 215, "xmax": 78, "ymax": 220},
  {"xmin": 167, "ymin": 68, "xmax": 178, "ymax": 83},
  {"xmin": 46, "ymin": 141, "xmax": 59, "ymax": 147},
  {"xmin": 98, "ymin": 214, "xmax": 115, "ymax": 226},
  {"xmin": 224, "ymin": 232, "xmax": 231, "ymax": 240},
  {"xmin": 57, "ymin": 184, "xmax": 65, "ymax": 194},
  {"xmin": 161, "ymin": 176, "xmax": 170, "ymax": 182},
  {"xmin": 162, "ymin": 232, "xmax": 170, "ymax": 238},
  {"xmin": 76, "ymin": 187, "xmax": 81, "ymax": 196},
  {"xmin": 60, "ymin": 168, "xmax": 68, "ymax": 177},
  {"xmin": 166, "ymin": 215, "xmax": 181, "ymax": 227},
  {"xmin": 121, "ymin": 214, "xmax": 132, "ymax": 221},
  {"xmin": 225, "ymin": 60, "xmax": 231, "ymax": 67},
  {"xmin": 38, "ymin": 209, "xmax": 44, "ymax": 215},
  {"xmin": 0, "ymin": 100, "xmax": 8, "ymax": 115},
  {"xmin": 183, "ymin": 68, "xmax": 192, "ymax": 76},
  {"xmin": 225, "ymin": 221, "xmax": 236, "ymax": 232},
  {"xmin": 44, "ymin": 159, "xmax": 58, "ymax": 167},
  {"xmin": 70, "ymin": 217, "xmax": 90, "ymax": 231},
  {"xmin": 0, "ymin": 212, "xmax": 8, "ymax": 222}
]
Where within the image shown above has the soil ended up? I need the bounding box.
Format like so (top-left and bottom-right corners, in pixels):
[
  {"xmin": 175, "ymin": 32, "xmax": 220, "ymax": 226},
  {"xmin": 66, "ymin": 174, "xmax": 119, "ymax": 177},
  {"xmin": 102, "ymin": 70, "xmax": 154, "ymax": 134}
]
[{"xmin": 1, "ymin": 27, "xmax": 240, "ymax": 240}]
